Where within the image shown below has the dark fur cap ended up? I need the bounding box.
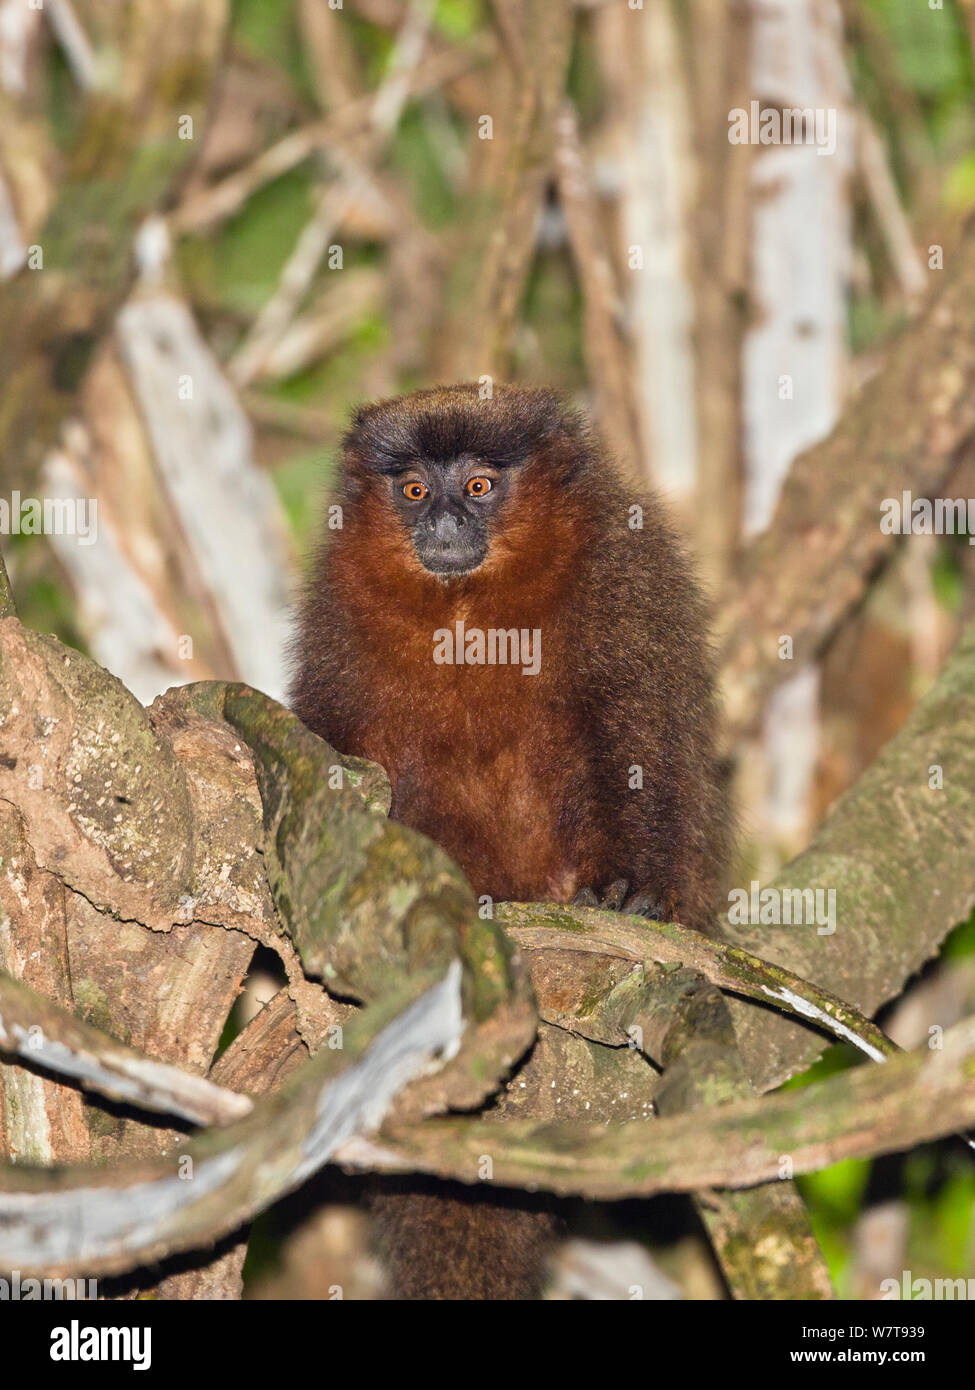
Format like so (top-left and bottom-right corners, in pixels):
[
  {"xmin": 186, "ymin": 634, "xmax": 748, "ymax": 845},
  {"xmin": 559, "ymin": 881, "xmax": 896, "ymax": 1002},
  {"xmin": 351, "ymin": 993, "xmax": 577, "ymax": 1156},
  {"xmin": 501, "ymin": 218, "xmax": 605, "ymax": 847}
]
[{"xmin": 342, "ymin": 382, "xmax": 588, "ymax": 476}]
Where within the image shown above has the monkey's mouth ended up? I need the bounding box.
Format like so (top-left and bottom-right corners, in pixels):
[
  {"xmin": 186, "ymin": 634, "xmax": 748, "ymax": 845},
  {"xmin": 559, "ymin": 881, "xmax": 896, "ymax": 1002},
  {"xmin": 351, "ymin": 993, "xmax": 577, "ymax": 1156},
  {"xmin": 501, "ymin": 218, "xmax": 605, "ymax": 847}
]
[
  {"xmin": 417, "ymin": 548, "xmax": 484, "ymax": 577},
  {"xmin": 412, "ymin": 537, "xmax": 486, "ymax": 576}
]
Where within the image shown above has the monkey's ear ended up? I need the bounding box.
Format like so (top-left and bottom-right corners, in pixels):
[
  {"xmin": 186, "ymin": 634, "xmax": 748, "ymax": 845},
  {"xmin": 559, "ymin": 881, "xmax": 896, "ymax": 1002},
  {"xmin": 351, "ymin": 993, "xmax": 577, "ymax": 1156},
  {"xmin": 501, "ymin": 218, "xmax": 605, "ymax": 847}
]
[
  {"xmin": 348, "ymin": 400, "xmax": 377, "ymax": 430},
  {"xmin": 344, "ymin": 400, "xmax": 380, "ymax": 443},
  {"xmin": 512, "ymin": 387, "xmax": 578, "ymax": 444},
  {"xmin": 342, "ymin": 402, "xmax": 421, "ymax": 478},
  {"xmin": 538, "ymin": 392, "xmax": 570, "ymax": 439}
]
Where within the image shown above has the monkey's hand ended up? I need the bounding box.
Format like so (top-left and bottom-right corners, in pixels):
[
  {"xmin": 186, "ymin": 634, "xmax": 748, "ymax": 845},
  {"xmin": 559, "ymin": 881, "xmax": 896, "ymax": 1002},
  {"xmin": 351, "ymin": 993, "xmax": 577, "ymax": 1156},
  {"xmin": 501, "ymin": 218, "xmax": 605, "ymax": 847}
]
[{"xmin": 571, "ymin": 879, "xmax": 669, "ymax": 920}]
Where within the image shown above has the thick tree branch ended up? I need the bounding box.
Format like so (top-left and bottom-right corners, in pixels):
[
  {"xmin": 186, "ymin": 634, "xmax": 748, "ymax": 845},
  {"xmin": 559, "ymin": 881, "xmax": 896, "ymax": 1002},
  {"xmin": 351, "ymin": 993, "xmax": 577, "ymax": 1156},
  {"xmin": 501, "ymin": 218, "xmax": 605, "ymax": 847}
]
[
  {"xmin": 0, "ymin": 967, "xmax": 464, "ymax": 1277},
  {"xmin": 500, "ymin": 910, "xmax": 895, "ymax": 1062},
  {"xmin": 640, "ymin": 963, "xmax": 833, "ymax": 1300},
  {"xmin": 724, "ymin": 615, "xmax": 975, "ymax": 1090},
  {"xmin": 718, "ymin": 218, "xmax": 975, "ymax": 744},
  {"xmin": 0, "ymin": 969, "xmax": 251, "ymax": 1126},
  {"xmin": 341, "ymin": 1014, "xmax": 975, "ymax": 1196}
]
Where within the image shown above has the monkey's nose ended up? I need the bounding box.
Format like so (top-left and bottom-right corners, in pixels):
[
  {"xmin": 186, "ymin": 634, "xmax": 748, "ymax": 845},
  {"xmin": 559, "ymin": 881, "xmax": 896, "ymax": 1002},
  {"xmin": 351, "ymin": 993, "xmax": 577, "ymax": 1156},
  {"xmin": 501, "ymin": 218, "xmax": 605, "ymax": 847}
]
[{"xmin": 427, "ymin": 511, "xmax": 466, "ymax": 534}]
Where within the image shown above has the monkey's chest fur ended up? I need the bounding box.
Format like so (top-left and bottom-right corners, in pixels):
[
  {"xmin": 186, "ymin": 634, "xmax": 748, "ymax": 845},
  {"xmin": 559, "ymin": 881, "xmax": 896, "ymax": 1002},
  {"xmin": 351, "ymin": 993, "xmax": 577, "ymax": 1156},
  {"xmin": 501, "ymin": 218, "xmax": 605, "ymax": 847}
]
[{"xmin": 349, "ymin": 628, "xmax": 605, "ymax": 904}]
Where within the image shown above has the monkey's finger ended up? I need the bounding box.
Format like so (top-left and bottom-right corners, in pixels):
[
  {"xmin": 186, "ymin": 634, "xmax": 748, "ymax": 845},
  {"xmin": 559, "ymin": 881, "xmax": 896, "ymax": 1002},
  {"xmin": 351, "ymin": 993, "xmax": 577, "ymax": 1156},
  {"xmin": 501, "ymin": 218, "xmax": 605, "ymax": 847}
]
[
  {"xmin": 621, "ymin": 889, "xmax": 659, "ymax": 918},
  {"xmin": 601, "ymin": 879, "xmax": 630, "ymax": 911},
  {"xmin": 571, "ymin": 887, "xmax": 600, "ymax": 908}
]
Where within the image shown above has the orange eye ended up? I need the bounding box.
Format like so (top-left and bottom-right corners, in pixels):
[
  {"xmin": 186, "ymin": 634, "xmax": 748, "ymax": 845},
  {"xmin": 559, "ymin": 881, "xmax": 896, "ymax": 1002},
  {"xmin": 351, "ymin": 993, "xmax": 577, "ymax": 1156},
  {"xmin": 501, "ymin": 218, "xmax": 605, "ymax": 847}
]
[
  {"xmin": 465, "ymin": 476, "xmax": 493, "ymax": 497},
  {"xmin": 402, "ymin": 480, "xmax": 429, "ymax": 502}
]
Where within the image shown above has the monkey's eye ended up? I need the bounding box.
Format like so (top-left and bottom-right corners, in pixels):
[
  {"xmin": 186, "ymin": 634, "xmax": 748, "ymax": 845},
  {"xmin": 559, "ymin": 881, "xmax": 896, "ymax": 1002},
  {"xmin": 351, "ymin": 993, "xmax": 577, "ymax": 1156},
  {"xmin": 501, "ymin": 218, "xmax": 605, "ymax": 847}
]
[
  {"xmin": 402, "ymin": 480, "xmax": 429, "ymax": 502},
  {"xmin": 465, "ymin": 476, "xmax": 493, "ymax": 498}
]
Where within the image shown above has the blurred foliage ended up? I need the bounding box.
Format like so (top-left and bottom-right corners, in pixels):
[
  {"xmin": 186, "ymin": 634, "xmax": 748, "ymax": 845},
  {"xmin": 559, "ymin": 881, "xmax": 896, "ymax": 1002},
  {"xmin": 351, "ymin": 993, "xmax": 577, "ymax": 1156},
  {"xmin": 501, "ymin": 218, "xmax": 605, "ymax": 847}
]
[
  {"xmin": 178, "ymin": 169, "xmax": 321, "ymax": 318},
  {"xmin": 849, "ymin": 0, "xmax": 975, "ymax": 353},
  {"xmin": 787, "ymin": 908, "xmax": 975, "ymax": 1293},
  {"xmin": 233, "ymin": 0, "xmax": 313, "ymax": 95}
]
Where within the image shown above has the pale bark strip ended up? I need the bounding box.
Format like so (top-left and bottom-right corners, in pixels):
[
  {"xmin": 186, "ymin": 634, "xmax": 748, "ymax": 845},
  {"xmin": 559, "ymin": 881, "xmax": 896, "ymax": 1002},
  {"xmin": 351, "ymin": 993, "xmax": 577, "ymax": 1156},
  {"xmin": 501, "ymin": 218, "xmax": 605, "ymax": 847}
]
[
  {"xmin": 742, "ymin": 0, "xmax": 853, "ymax": 537},
  {"xmin": 116, "ymin": 289, "xmax": 293, "ymax": 702},
  {"xmin": 760, "ymin": 662, "xmax": 822, "ymax": 855},
  {"xmin": 743, "ymin": 0, "xmax": 854, "ymax": 857},
  {"xmin": 594, "ymin": 0, "xmax": 698, "ymax": 497},
  {"xmin": 553, "ymin": 102, "xmax": 643, "ymax": 487},
  {"xmin": 42, "ymin": 444, "xmax": 190, "ymax": 706},
  {"xmin": 0, "ymin": 969, "xmax": 252, "ymax": 1126},
  {"xmin": 55, "ymin": 317, "xmax": 248, "ymax": 699},
  {"xmin": 0, "ymin": 0, "xmax": 49, "ymax": 277}
]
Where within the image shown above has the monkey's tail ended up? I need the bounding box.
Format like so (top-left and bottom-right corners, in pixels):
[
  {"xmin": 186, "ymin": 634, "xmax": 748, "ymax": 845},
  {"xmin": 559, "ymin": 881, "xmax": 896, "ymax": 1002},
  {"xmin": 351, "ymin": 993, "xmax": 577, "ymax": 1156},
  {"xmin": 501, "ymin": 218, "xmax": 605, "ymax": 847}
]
[{"xmin": 370, "ymin": 1180, "xmax": 557, "ymax": 1300}]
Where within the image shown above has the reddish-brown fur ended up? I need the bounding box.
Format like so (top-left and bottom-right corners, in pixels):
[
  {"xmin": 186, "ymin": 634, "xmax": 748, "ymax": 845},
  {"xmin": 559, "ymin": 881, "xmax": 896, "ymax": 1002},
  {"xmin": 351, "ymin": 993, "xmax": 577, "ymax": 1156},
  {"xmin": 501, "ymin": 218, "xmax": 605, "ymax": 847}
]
[
  {"xmin": 323, "ymin": 471, "xmax": 607, "ymax": 903},
  {"xmin": 290, "ymin": 384, "xmax": 731, "ymax": 1299}
]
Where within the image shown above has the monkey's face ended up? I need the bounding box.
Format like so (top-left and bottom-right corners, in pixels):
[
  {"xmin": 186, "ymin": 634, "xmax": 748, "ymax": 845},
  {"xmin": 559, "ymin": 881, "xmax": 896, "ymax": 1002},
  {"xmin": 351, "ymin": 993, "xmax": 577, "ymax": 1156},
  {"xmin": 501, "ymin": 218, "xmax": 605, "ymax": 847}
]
[{"xmin": 388, "ymin": 456, "xmax": 517, "ymax": 577}]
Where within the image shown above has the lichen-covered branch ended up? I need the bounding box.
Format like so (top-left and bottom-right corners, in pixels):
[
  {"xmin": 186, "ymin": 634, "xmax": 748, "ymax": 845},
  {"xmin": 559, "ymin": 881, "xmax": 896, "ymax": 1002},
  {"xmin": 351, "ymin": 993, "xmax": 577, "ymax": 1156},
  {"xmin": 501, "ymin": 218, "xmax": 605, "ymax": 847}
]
[
  {"xmin": 0, "ymin": 611, "xmax": 538, "ymax": 1279},
  {"xmin": 1, "ymin": 575, "xmax": 973, "ymax": 1285},
  {"xmin": 724, "ymin": 615, "xmax": 975, "ymax": 1091},
  {"xmin": 505, "ymin": 620, "xmax": 975, "ymax": 1096},
  {"xmin": 645, "ymin": 964, "xmax": 833, "ymax": 1301},
  {"xmin": 344, "ymin": 1014, "xmax": 975, "ymax": 1196},
  {"xmin": 5, "ymin": 962, "xmax": 973, "ymax": 1278},
  {"xmin": 499, "ymin": 909, "xmax": 894, "ymax": 1063}
]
